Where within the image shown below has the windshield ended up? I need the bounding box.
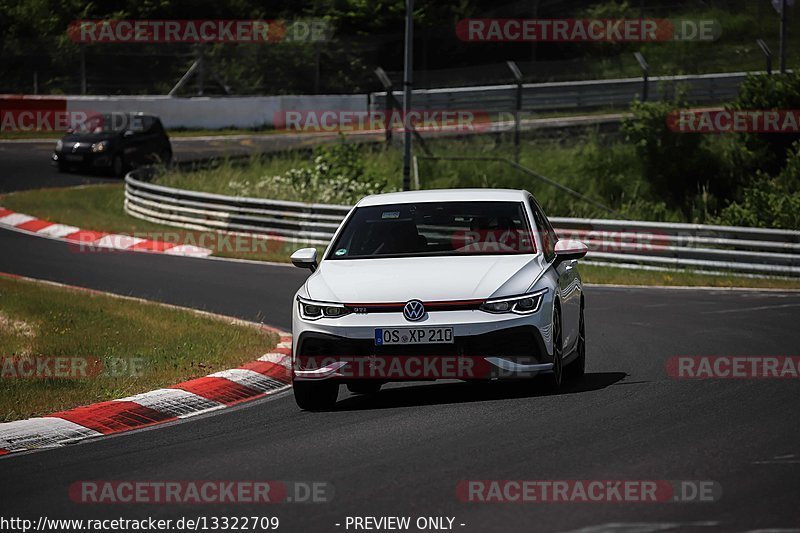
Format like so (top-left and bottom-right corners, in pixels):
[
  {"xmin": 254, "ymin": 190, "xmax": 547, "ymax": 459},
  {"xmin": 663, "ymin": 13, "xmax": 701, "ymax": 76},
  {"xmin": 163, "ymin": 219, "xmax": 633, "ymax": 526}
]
[
  {"xmin": 328, "ymin": 201, "xmax": 536, "ymax": 259},
  {"xmin": 72, "ymin": 113, "xmax": 146, "ymax": 134}
]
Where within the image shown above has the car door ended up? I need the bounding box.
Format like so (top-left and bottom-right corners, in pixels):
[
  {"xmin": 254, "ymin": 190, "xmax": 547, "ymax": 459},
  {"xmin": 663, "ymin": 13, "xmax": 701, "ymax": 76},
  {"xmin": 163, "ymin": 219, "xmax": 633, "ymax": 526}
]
[
  {"xmin": 528, "ymin": 197, "xmax": 580, "ymax": 353},
  {"xmin": 136, "ymin": 115, "xmax": 160, "ymax": 164},
  {"xmin": 122, "ymin": 115, "xmax": 147, "ymax": 166}
]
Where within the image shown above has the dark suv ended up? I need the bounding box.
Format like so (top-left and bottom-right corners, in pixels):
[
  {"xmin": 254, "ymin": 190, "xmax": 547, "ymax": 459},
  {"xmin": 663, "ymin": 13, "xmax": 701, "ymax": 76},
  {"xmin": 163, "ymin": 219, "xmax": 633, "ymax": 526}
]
[{"xmin": 52, "ymin": 112, "xmax": 172, "ymax": 176}]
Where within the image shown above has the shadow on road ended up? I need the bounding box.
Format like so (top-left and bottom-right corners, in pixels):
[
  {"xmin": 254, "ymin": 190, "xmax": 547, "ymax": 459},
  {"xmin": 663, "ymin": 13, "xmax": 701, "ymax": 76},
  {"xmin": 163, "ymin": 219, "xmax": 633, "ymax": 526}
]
[{"xmin": 333, "ymin": 371, "xmax": 627, "ymax": 411}]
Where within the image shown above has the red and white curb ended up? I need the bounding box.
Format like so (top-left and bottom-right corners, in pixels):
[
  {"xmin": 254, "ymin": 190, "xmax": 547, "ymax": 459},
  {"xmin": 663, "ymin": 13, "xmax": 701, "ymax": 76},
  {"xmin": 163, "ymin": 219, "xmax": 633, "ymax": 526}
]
[
  {"xmin": 0, "ymin": 341, "xmax": 291, "ymax": 456},
  {"xmin": 0, "ymin": 274, "xmax": 293, "ymax": 457},
  {"xmin": 0, "ymin": 207, "xmax": 212, "ymax": 257}
]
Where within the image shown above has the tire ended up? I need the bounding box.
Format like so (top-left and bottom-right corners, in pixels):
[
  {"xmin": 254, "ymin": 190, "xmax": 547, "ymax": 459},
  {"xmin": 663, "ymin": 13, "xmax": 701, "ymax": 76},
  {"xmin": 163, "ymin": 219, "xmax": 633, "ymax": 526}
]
[
  {"xmin": 158, "ymin": 150, "xmax": 172, "ymax": 167},
  {"xmin": 347, "ymin": 381, "xmax": 382, "ymax": 395},
  {"xmin": 293, "ymin": 380, "xmax": 339, "ymax": 411},
  {"xmin": 57, "ymin": 162, "xmax": 69, "ymax": 173},
  {"xmin": 112, "ymin": 154, "xmax": 125, "ymax": 177},
  {"xmin": 565, "ymin": 301, "xmax": 586, "ymax": 381},
  {"xmin": 541, "ymin": 305, "xmax": 563, "ymax": 393}
]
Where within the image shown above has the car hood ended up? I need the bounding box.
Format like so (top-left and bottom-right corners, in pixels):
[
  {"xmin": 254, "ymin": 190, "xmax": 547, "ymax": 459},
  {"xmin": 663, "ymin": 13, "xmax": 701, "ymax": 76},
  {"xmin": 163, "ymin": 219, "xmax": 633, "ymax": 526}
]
[
  {"xmin": 61, "ymin": 132, "xmax": 117, "ymax": 143},
  {"xmin": 305, "ymin": 254, "xmax": 545, "ymax": 303}
]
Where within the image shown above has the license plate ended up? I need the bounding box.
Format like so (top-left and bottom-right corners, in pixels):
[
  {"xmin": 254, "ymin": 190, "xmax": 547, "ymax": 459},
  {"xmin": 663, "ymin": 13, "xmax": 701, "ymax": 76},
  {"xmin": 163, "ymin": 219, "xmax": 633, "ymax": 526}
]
[
  {"xmin": 375, "ymin": 327, "xmax": 454, "ymax": 345},
  {"xmin": 64, "ymin": 155, "xmax": 83, "ymax": 162}
]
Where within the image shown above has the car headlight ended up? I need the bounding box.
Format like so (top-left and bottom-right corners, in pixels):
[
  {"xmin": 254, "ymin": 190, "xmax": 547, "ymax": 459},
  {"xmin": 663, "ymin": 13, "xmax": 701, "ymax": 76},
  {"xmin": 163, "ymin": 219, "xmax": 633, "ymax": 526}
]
[
  {"xmin": 480, "ymin": 289, "xmax": 547, "ymax": 315},
  {"xmin": 91, "ymin": 140, "xmax": 109, "ymax": 153},
  {"xmin": 298, "ymin": 297, "xmax": 351, "ymax": 320},
  {"xmin": 55, "ymin": 140, "xmax": 63, "ymax": 152}
]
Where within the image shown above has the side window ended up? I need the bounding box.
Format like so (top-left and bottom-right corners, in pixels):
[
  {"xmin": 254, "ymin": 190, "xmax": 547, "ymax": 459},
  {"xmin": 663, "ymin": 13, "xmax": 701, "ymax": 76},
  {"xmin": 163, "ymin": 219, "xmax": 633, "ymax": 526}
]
[
  {"xmin": 128, "ymin": 116, "xmax": 145, "ymax": 133},
  {"xmin": 528, "ymin": 197, "xmax": 557, "ymax": 262},
  {"xmin": 140, "ymin": 116, "xmax": 154, "ymax": 133}
]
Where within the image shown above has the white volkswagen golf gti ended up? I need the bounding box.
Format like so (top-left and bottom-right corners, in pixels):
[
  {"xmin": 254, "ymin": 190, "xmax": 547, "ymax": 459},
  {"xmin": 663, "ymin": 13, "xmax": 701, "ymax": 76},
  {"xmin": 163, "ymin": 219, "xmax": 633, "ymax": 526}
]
[{"xmin": 289, "ymin": 189, "xmax": 588, "ymax": 410}]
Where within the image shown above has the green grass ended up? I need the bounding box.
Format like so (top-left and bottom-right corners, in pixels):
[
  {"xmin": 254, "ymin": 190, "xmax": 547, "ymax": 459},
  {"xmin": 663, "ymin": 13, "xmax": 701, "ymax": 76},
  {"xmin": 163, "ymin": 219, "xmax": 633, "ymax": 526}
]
[
  {"xmin": 579, "ymin": 264, "xmax": 800, "ymax": 290},
  {"xmin": 156, "ymin": 134, "xmax": 651, "ymax": 219},
  {"xmin": 0, "ymin": 276, "xmax": 278, "ymax": 422}
]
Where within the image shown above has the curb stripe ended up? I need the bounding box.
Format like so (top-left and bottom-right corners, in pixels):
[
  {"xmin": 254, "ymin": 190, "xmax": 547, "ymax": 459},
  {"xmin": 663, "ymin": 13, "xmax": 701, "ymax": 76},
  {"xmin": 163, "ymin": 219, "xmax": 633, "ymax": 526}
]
[
  {"xmin": 0, "ymin": 213, "xmax": 36, "ymax": 226},
  {"xmin": 163, "ymin": 244, "xmax": 214, "ymax": 258},
  {"xmin": 240, "ymin": 360, "xmax": 291, "ymax": 382},
  {"xmin": 258, "ymin": 353, "xmax": 292, "ymax": 368},
  {"xmin": 170, "ymin": 377, "xmax": 267, "ymax": 406},
  {"xmin": 208, "ymin": 368, "xmax": 288, "ymax": 393},
  {"xmin": 116, "ymin": 388, "xmax": 225, "ymax": 419},
  {"xmin": 63, "ymin": 229, "xmax": 108, "ymax": 243},
  {"xmin": 16, "ymin": 219, "xmax": 54, "ymax": 232},
  {"xmin": 0, "ymin": 207, "xmax": 212, "ymax": 257},
  {"xmin": 50, "ymin": 401, "xmax": 177, "ymax": 434},
  {"xmin": 0, "ymin": 417, "xmax": 103, "ymax": 453},
  {"xmin": 94, "ymin": 234, "xmax": 147, "ymax": 250},
  {"xmin": 37, "ymin": 223, "xmax": 81, "ymax": 238},
  {"xmin": 129, "ymin": 240, "xmax": 177, "ymax": 252}
]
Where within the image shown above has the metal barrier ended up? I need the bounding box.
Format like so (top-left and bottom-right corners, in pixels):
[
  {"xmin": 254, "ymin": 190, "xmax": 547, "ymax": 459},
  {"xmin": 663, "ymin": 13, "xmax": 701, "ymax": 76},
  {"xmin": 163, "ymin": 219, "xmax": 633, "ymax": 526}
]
[
  {"xmin": 369, "ymin": 71, "xmax": 761, "ymax": 113},
  {"xmin": 125, "ymin": 170, "xmax": 800, "ymax": 277}
]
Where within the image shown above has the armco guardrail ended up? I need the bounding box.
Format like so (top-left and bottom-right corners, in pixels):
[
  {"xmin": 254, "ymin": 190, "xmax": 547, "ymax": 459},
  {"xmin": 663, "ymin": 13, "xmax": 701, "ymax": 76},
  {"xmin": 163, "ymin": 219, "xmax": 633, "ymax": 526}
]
[
  {"xmin": 370, "ymin": 71, "xmax": 758, "ymax": 113},
  {"xmin": 125, "ymin": 170, "xmax": 800, "ymax": 277}
]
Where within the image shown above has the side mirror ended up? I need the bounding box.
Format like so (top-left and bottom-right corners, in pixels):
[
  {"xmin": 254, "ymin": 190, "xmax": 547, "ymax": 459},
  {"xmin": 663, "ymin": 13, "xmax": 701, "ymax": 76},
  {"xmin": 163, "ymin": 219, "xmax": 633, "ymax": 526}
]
[
  {"xmin": 554, "ymin": 239, "xmax": 588, "ymax": 264},
  {"xmin": 290, "ymin": 248, "xmax": 318, "ymax": 272}
]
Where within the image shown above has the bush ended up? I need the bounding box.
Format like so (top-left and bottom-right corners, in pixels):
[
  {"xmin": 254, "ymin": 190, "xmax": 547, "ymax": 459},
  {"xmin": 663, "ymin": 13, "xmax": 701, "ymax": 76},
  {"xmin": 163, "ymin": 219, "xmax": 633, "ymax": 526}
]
[
  {"xmin": 621, "ymin": 98, "xmax": 721, "ymax": 213},
  {"xmin": 715, "ymin": 141, "xmax": 800, "ymax": 229},
  {"xmin": 227, "ymin": 139, "xmax": 392, "ymax": 204},
  {"xmin": 729, "ymin": 72, "xmax": 800, "ymax": 177}
]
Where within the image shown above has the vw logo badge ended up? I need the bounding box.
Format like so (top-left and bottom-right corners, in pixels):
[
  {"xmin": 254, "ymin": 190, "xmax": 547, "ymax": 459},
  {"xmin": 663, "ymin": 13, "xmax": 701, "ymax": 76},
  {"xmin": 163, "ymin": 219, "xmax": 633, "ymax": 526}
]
[{"xmin": 403, "ymin": 300, "xmax": 425, "ymax": 322}]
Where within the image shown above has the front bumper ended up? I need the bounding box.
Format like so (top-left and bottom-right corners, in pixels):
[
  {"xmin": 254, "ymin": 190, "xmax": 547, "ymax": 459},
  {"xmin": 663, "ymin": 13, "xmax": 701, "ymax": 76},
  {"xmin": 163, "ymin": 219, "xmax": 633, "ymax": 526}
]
[
  {"xmin": 53, "ymin": 151, "xmax": 113, "ymax": 168},
  {"xmin": 292, "ymin": 308, "xmax": 554, "ymax": 382}
]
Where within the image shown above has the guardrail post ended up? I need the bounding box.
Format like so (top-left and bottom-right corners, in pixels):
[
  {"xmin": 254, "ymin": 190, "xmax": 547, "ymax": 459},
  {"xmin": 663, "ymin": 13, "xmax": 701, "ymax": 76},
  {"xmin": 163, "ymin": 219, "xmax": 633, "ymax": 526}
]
[
  {"xmin": 506, "ymin": 61, "xmax": 524, "ymax": 162},
  {"xmin": 401, "ymin": 0, "xmax": 414, "ymax": 191},
  {"xmin": 757, "ymin": 39, "xmax": 773, "ymax": 75},
  {"xmin": 80, "ymin": 44, "xmax": 87, "ymax": 95},
  {"xmin": 374, "ymin": 67, "xmax": 394, "ymax": 143},
  {"xmin": 634, "ymin": 52, "xmax": 649, "ymax": 102},
  {"xmin": 779, "ymin": 0, "xmax": 788, "ymax": 74}
]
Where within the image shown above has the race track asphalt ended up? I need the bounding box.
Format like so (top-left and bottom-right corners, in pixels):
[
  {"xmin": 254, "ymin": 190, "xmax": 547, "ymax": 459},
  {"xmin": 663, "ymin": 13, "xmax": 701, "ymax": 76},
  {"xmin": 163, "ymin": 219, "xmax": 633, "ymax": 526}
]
[{"xmin": 1, "ymin": 227, "xmax": 799, "ymax": 533}]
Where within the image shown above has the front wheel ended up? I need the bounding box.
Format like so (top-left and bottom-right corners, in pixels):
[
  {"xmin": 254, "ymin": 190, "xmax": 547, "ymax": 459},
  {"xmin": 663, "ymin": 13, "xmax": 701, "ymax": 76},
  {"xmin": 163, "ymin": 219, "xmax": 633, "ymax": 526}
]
[
  {"xmin": 565, "ymin": 301, "xmax": 586, "ymax": 380},
  {"xmin": 541, "ymin": 306, "xmax": 563, "ymax": 393},
  {"xmin": 112, "ymin": 154, "xmax": 125, "ymax": 177},
  {"xmin": 293, "ymin": 380, "xmax": 339, "ymax": 411}
]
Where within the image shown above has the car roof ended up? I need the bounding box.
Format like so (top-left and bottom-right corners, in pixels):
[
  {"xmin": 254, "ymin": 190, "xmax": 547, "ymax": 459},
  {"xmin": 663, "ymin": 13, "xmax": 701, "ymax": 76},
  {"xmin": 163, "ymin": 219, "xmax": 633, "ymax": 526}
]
[{"xmin": 356, "ymin": 189, "xmax": 531, "ymax": 207}]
